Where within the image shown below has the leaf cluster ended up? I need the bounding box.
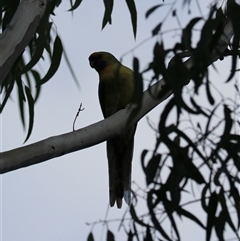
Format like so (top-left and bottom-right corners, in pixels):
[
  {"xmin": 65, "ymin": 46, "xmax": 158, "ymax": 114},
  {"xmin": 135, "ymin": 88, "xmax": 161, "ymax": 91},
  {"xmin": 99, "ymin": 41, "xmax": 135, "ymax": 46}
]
[
  {"xmin": 87, "ymin": 2, "xmax": 240, "ymax": 240},
  {"xmin": 0, "ymin": 0, "xmax": 138, "ymax": 142},
  {"xmin": 125, "ymin": 3, "xmax": 240, "ymax": 241},
  {"xmin": 1, "ymin": 0, "xmax": 66, "ymax": 141}
]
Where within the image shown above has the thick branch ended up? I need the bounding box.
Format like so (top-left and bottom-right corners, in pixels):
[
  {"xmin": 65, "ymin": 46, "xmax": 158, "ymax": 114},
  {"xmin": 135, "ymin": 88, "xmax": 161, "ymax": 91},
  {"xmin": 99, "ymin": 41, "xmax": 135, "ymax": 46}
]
[
  {"xmin": 0, "ymin": 18, "xmax": 233, "ymax": 174},
  {"xmin": 0, "ymin": 0, "xmax": 47, "ymax": 84},
  {"xmin": 0, "ymin": 79, "xmax": 170, "ymax": 174}
]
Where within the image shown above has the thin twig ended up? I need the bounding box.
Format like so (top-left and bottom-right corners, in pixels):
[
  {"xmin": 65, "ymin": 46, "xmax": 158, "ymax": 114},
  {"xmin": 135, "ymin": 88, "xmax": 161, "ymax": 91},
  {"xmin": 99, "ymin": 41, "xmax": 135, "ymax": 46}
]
[{"xmin": 73, "ymin": 103, "xmax": 85, "ymax": 131}]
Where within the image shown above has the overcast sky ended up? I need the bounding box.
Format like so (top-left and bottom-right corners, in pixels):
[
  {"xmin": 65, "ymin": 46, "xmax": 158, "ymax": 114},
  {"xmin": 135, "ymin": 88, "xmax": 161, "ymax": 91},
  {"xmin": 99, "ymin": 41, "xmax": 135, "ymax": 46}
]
[{"xmin": 1, "ymin": 1, "xmax": 238, "ymax": 241}]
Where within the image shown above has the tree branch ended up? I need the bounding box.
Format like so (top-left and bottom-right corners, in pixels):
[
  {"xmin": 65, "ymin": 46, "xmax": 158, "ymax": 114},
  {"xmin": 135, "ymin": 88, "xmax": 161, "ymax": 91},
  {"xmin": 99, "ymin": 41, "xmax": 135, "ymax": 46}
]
[
  {"xmin": 0, "ymin": 18, "xmax": 233, "ymax": 174},
  {"xmin": 0, "ymin": 0, "xmax": 47, "ymax": 84}
]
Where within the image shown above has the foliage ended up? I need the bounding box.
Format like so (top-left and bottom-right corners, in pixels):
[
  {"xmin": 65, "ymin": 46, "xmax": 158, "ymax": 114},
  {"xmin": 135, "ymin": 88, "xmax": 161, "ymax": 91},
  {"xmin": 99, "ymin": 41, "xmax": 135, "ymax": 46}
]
[
  {"xmin": 0, "ymin": 0, "xmax": 137, "ymax": 141},
  {"xmin": 127, "ymin": 2, "xmax": 240, "ymax": 241},
  {"xmin": 1, "ymin": 0, "xmax": 65, "ymax": 141},
  {"xmin": 1, "ymin": 0, "xmax": 240, "ymax": 240},
  {"xmin": 86, "ymin": 1, "xmax": 240, "ymax": 241}
]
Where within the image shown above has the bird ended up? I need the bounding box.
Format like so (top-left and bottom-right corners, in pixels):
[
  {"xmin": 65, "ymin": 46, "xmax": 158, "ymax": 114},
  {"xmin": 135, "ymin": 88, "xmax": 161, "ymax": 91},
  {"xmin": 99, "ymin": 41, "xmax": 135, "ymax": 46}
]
[{"xmin": 89, "ymin": 51, "xmax": 137, "ymax": 208}]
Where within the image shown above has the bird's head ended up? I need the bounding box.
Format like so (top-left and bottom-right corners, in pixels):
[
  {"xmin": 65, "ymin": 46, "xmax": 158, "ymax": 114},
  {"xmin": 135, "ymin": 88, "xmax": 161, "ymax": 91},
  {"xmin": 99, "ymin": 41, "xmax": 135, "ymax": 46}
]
[{"xmin": 89, "ymin": 52, "xmax": 119, "ymax": 73}]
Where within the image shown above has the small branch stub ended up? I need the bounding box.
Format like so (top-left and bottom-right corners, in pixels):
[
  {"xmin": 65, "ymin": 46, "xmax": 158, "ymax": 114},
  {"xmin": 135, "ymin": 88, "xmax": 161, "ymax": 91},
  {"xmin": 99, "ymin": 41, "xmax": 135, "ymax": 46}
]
[{"xmin": 73, "ymin": 103, "xmax": 85, "ymax": 131}]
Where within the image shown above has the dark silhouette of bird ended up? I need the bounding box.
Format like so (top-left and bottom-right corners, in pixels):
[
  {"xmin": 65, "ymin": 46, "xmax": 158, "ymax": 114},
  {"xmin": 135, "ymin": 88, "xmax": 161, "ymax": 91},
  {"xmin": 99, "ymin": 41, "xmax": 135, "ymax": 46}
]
[{"xmin": 89, "ymin": 51, "xmax": 137, "ymax": 208}]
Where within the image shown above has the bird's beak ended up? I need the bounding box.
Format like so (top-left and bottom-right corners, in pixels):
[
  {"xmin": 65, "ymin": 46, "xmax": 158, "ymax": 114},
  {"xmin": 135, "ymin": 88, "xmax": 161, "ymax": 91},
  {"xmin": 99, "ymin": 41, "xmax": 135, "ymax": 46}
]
[{"xmin": 89, "ymin": 61, "xmax": 95, "ymax": 68}]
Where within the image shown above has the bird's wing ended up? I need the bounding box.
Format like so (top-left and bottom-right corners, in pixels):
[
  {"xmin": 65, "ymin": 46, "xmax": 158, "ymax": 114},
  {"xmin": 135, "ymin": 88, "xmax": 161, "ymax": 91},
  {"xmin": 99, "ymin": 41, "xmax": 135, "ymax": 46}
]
[
  {"xmin": 98, "ymin": 82, "xmax": 106, "ymax": 117},
  {"xmin": 98, "ymin": 80, "xmax": 119, "ymax": 117}
]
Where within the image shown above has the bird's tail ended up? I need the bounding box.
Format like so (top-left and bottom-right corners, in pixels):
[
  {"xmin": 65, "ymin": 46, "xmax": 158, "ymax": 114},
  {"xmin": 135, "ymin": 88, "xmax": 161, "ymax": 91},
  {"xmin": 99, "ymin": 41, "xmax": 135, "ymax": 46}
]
[{"xmin": 107, "ymin": 129, "xmax": 135, "ymax": 208}]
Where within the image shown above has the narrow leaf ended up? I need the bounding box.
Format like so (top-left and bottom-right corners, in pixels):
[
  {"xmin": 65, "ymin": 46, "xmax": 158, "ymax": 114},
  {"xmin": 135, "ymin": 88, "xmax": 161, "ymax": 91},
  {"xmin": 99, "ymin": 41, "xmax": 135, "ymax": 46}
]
[
  {"xmin": 229, "ymin": 179, "xmax": 240, "ymax": 228},
  {"xmin": 177, "ymin": 207, "xmax": 205, "ymax": 229},
  {"xmin": 223, "ymin": 105, "xmax": 232, "ymax": 137},
  {"xmin": 205, "ymin": 75, "xmax": 215, "ymax": 105},
  {"xmin": 144, "ymin": 226, "xmax": 153, "ymax": 241},
  {"xmin": 141, "ymin": 149, "xmax": 149, "ymax": 174},
  {"xmin": 147, "ymin": 192, "xmax": 172, "ymax": 241},
  {"xmin": 145, "ymin": 4, "xmax": 163, "ymax": 19},
  {"xmin": 163, "ymin": 198, "xmax": 180, "ymax": 240},
  {"xmin": 16, "ymin": 77, "xmax": 26, "ymax": 128},
  {"xmin": 204, "ymin": 103, "xmax": 219, "ymax": 141},
  {"xmin": 39, "ymin": 35, "xmax": 63, "ymax": 85},
  {"xmin": 68, "ymin": 0, "xmax": 83, "ymax": 11},
  {"xmin": 0, "ymin": 77, "xmax": 15, "ymax": 113},
  {"xmin": 133, "ymin": 57, "xmax": 143, "ymax": 104},
  {"xmin": 219, "ymin": 188, "xmax": 236, "ymax": 232},
  {"xmin": 132, "ymin": 222, "xmax": 140, "ymax": 241},
  {"xmin": 24, "ymin": 86, "xmax": 34, "ymax": 143},
  {"xmin": 125, "ymin": 0, "xmax": 137, "ymax": 38},
  {"xmin": 190, "ymin": 97, "xmax": 209, "ymax": 117},
  {"xmin": 102, "ymin": 0, "xmax": 113, "ymax": 30},
  {"xmin": 20, "ymin": 33, "xmax": 45, "ymax": 75},
  {"xmin": 172, "ymin": 9, "xmax": 176, "ymax": 17},
  {"xmin": 146, "ymin": 154, "xmax": 161, "ymax": 185},
  {"xmin": 31, "ymin": 70, "xmax": 41, "ymax": 101},
  {"xmin": 182, "ymin": 17, "xmax": 202, "ymax": 50},
  {"xmin": 201, "ymin": 184, "xmax": 209, "ymax": 212},
  {"xmin": 24, "ymin": 69, "xmax": 32, "ymax": 91},
  {"xmin": 87, "ymin": 232, "xmax": 94, "ymax": 241},
  {"xmin": 130, "ymin": 205, "xmax": 148, "ymax": 227},
  {"xmin": 107, "ymin": 230, "xmax": 115, "ymax": 241},
  {"xmin": 215, "ymin": 211, "xmax": 225, "ymax": 241},
  {"xmin": 206, "ymin": 192, "xmax": 218, "ymax": 241},
  {"xmin": 152, "ymin": 22, "xmax": 162, "ymax": 36}
]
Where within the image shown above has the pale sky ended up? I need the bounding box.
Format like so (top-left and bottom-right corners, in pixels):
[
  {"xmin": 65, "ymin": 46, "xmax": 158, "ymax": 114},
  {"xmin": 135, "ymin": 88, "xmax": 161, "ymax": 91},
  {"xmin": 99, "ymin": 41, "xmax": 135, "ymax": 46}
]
[{"xmin": 1, "ymin": 1, "xmax": 238, "ymax": 241}]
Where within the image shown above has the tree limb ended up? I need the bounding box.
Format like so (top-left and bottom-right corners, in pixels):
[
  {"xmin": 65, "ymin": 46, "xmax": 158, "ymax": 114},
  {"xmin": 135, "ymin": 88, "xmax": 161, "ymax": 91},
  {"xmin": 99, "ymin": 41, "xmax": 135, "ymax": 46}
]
[
  {"xmin": 0, "ymin": 18, "xmax": 233, "ymax": 174},
  {"xmin": 0, "ymin": 0, "xmax": 47, "ymax": 84}
]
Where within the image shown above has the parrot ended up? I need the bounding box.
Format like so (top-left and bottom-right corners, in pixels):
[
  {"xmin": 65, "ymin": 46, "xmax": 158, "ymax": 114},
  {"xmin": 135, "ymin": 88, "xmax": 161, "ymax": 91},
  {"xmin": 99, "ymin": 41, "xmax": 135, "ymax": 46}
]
[{"xmin": 88, "ymin": 51, "xmax": 137, "ymax": 208}]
